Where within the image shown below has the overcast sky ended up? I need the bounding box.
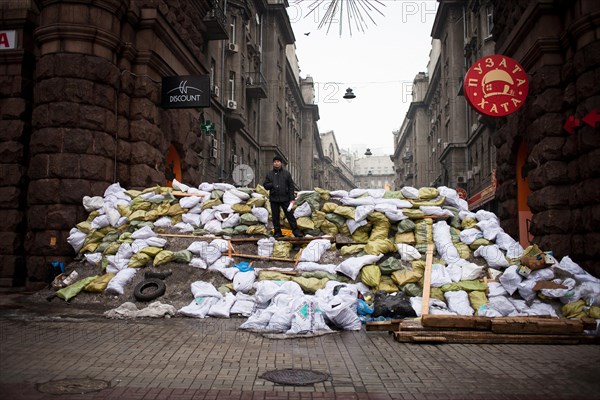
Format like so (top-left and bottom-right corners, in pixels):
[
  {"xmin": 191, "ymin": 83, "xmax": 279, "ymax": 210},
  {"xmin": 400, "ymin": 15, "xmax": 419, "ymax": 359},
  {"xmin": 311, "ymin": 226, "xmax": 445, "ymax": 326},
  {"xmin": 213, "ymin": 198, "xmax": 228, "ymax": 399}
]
[{"xmin": 288, "ymin": 0, "xmax": 438, "ymax": 156}]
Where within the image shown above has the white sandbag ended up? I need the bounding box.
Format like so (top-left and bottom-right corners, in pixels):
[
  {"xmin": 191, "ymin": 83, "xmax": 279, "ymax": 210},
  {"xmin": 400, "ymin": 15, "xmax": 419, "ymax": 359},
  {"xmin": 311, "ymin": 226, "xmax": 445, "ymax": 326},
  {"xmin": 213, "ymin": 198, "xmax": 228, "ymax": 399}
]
[
  {"xmin": 91, "ymin": 214, "xmax": 110, "ymax": 230},
  {"xmin": 397, "ymin": 243, "xmax": 421, "ymax": 262},
  {"xmin": 298, "ymin": 239, "xmax": 332, "ymax": 263},
  {"xmin": 198, "ymin": 182, "xmax": 214, "ymax": 191},
  {"xmin": 432, "ymin": 220, "xmax": 460, "ymax": 264},
  {"xmin": 191, "ymin": 281, "xmax": 222, "ymax": 299},
  {"xmin": 320, "ymin": 296, "xmax": 361, "ymax": 331},
  {"xmin": 487, "ymin": 295, "xmax": 516, "ymax": 316},
  {"xmin": 223, "ymin": 190, "xmax": 243, "ymax": 205},
  {"xmin": 444, "ymin": 290, "xmax": 474, "ymax": 316},
  {"xmin": 579, "ymin": 281, "xmax": 600, "ymax": 305},
  {"xmin": 104, "ymin": 268, "xmax": 137, "ymax": 295},
  {"xmin": 384, "ymin": 210, "xmax": 407, "ymax": 222},
  {"xmin": 67, "ymin": 228, "xmax": 87, "ymax": 253},
  {"xmin": 336, "ymin": 254, "xmax": 384, "ymax": 280},
  {"xmin": 420, "ymin": 206, "xmax": 454, "ymax": 217},
  {"xmin": 233, "ymin": 270, "xmax": 256, "ymax": 293},
  {"xmin": 286, "ymin": 298, "xmax": 318, "ymax": 334},
  {"xmin": 400, "ymin": 186, "xmax": 419, "ymax": 199},
  {"xmin": 254, "ymin": 280, "xmax": 303, "ymax": 305},
  {"xmin": 410, "ymin": 296, "xmax": 453, "ymax": 317},
  {"xmin": 460, "ymin": 261, "xmax": 484, "ymax": 281},
  {"xmin": 103, "ymin": 182, "xmax": 128, "ymax": 198},
  {"xmin": 83, "ymin": 195, "xmax": 104, "ymax": 212},
  {"xmin": 153, "ymin": 216, "xmax": 172, "ymax": 228},
  {"xmin": 229, "ymin": 188, "xmax": 250, "ymax": 200},
  {"xmin": 257, "ymin": 237, "xmax": 275, "ymax": 256},
  {"xmin": 208, "ymin": 292, "xmax": 236, "ymax": 318},
  {"xmin": 487, "ymin": 281, "xmax": 509, "ymax": 297},
  {"xmin": 459, "ymin": 228, "xmax": 483, "ymax": 245},
  {"xmin": 116, "ymin": 243, "xmax": 134, "ymax": 260},
  {"xmin": 296, "ymin": 262, "xmax": 337, "ymax": 275},
  {"xmin": 526, "ymin": 300, "xmax": 558, "ymax": 317},
  {"xmin": 178, "ymin": 297, "xmax": 219, "ymax": 318},
  {"xmin": 529, "ymin": 268, "xmax": 555, "ymax": 281},
  {"xmin": 476, "ymin": 218, "xmax": 501, "ymax": 241},
  {"xmin": 221, "ymin": 213, "xmax": 240, "ymax": 229},
  {"xmin": 374, "ymin": 198, "xmax": 413, "ymax": 209},
  {"xmin": 204, "ymin": 219, "xmax": 222, "ymax": 233},
  {"xmin": 239, "ymin": 309, "xmax": 275, "ymax": 331},
  {"xmin": 346, "ymin": 219, "xmax": 367, "ymax": 234},
  {"xmin": 474, "ymin": 209, "xmax": 499, "ymax": 222},
  {"xmin": 179, "ymin": 196, "xmax": 202, "ymax": 209},
  {"xmin": 105, "ymin": 255, "xmax": 129, "ymax": 274},
  {"xmin": 214, "ymin": 182, "xmax": 235, "ymax": 191},
  {"xmin": 348, "ymin": 188, "xmax": 368, "ymax": 198},
  {"xmin": 130, "ymin": 239, "xmax": 150, "ymax": 253},
  {"xmin": 189, "ymin": 258, "xmax": 208, "ymax": 269},
  {"xmin": 430, "ymin": 264, "xmax": 452, "ymax": 287},
  {"xmin": 438, "ymin": 186, "xmax": 468, "ymax": 211},
  {"xmin": 252, "ymin": 207, "xmax": 269, "ymax": 224},
  {"xmin": 495, "ymin": 232, "xmax": 524, "ymax": 259},
  {"xmin": 488, "ymin": 267, "xmax": 503, "ymax": 280},
  {"xmin": 445, "ymin": 262, "xmax": 463, "ymax": 282},
  {"xmin": 213, "ymin": 204, "xmax": 234, "ymax": 213},
  {"xmin": 131, "ymin": 225, "xmax": 156, "ymax": 239},
  {"xmin": 200, "ymin": 209, "xmax": 217, "ymax": 225},
  {"xmin": 230, "ymin": 293, "xmax": 256, "ymax": 316},
  {"xmin": 499, "ymin": 265, "xmax": 522, "ymax": 295},
  {"xmin": 211, "ymin": 238, "xmax": 230, "ymax": 253},
  {"xmin": 208, "ymin": 257, "xmax": 237, "ymax": 279},
  {"xmin": 474, "ymin": 244, "xmax": 509, "ymax": 268},
  {"xmin": 374, "ymin": 202, "xmax": 397, "ymax": 213},
  {"xmin": 103, "ymin": 204, "xmax": 122, "ymax": 227},
  {"xmin": 517, "ymin": 279, "xmax": 538, "ymax": 302},
  {"xmin": 84, "ymin": 252, "xmax": 102, "ymax": 266},
  {"xmin": 293, "ymin": 201, "xmax": 312, "ymax": 219},
  {"xmin": 340, "ymin": 196, "xmax": 375, "ymax": 206},
  {"xmin": 172, "ymin": 178, "xmax": 190, "ymax": 192},
  {"xmin": 329, "ymin": 190, "xmax": 348, "ymax": 198},
  {"xmin": 266, "ymin": 305, "xmax": 294, "ymax": 332},
  {"xmin": 540, "ymin": 278, "xmax": 576, "ymax": 299},
  {"xmin": 203, "ymin": 244, "xmax": 223, "ymax": 265},
  {"xmin": 367, "ymin": 189, "xmax": 385, "ymax": 198},
  {"xmin": 557, "ymin": 256, "xmax": 600, "ymax": 284},
  {"xmin": 144, "ymin": 236, "xmax": 167, "ymax": 248}
]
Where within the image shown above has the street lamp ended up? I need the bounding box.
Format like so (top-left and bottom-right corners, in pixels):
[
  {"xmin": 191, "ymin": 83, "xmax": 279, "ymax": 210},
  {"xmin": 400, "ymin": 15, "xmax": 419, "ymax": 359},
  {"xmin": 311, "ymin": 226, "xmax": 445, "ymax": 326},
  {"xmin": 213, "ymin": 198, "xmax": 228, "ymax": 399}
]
[
  {"xmin": 364, "ymin": 148, "xmax": 372, "ymax": 157},
  {"xmin": 343, "ymin": 88, "xmax": 356, "ymax": 100}
]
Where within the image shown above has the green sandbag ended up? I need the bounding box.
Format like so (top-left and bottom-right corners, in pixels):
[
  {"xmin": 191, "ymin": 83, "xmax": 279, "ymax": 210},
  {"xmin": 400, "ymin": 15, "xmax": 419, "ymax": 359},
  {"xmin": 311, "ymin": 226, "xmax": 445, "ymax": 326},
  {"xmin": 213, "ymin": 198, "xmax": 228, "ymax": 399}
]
[
  {"xmin": 255, "ymin": 184, "xmax": 269, "ymax": 197},
  {"xmin": 140, "ymin": 246, "xmax": 163, "ymax": 258},
  {"xmin": 297, "ymin": 191, "xmax": 321, "ymax": 211},
  {"xmin": 168, "ymin": 203, "xmax": 186, "ymax": 216},
  {"xmin": 154, "ymin": 250, "xmax": 174, "ymax": 267},
  {"xmin": 333, "ymin": 205, "xmax": 355, "ymax": 220},
  {"xmin": 56, "ymin": 275, "xmax": 99, "ymax": 301},
  {"xmin": 379, "ymin": 257, "xmax": 404, "ymax": 275},
  {"xmin": 233, "ymin": 224, "xmax": 249, "ymax": 234},
  {"xmin": 440, "ymin": 280, "xmax": 488, "ymax": 292},
  {"xmin": 400, "ymin": 282, "xmax": 422, "ymax": 297},
  {"xmin": 292, "ymin": 276, "xmax": 329, "ymax": 293},
  {"xmin": 246, "ymin": 197, "xmax": 265, "ymax": 207},
  {"xmin": 361, "ymin": 264, "xmax": 381, "ymax": 288},
  {"xmin": 409, "ymin": 196, "xmax": 446, "ymax": 207},
  {"xmin": 325, "ymin": 212, "xmax": 346, "ymax": 227},
  {"xmin": 84, "ymin": 273, "xmax": 116, "ymax": 293},
  {"xmin": 202, "ymin": 198, "xmax": 222, "ymax": 210},
  {"xmin": 240, "ymin": 213, "xmax": 259, "ymax": 225},
  {"xmin": 340, "ymin": 244, "xmax": 365, "ymax": 255},
  {"xmin": 430, "ymin": 287, "xmax": 445, "ymax": 301},
  {"xmin": 172, "ymin": 250, "xmax": 193, "ymax": 263},
  {"xmin": 383, "ymin": 191, "xmax": 405, "ymax": 199},
  {"xmin": 391, "ymin": 268, "xmax": 423, "ymax": 286},
  {"xmin": 469, "ymin": 238, "xmax": 490, "ymax": 251},
  {"xmin": 258, "ymin": 270, "xmax": 292, "ymax": 281},
  {"xmin": 397, "ymin": 219, "xmax": 416, "ymax": 233},
  {"xmin": 314, "ymin": 187, "xmax": 330, "ymax": 202},
  {"xmin": 300, "ymin": 271, "xmax": 349, "ymax": 282}
]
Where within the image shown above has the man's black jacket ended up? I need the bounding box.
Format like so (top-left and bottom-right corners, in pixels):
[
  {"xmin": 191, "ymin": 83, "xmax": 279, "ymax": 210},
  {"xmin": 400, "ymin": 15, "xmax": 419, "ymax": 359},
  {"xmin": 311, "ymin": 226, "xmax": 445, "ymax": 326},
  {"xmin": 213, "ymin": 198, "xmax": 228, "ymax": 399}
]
[{"xmin": 264, "ymin": 168, "xmax": 295, "ymax": 203}]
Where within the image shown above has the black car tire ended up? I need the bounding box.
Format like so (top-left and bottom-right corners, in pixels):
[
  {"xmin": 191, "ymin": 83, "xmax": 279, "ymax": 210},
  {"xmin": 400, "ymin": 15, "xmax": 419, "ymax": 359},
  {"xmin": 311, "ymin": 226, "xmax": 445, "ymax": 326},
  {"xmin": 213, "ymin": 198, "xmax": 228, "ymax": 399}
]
[{"xmin": 133, "ymin": 278, "xmax": 166, "ymax": 302}]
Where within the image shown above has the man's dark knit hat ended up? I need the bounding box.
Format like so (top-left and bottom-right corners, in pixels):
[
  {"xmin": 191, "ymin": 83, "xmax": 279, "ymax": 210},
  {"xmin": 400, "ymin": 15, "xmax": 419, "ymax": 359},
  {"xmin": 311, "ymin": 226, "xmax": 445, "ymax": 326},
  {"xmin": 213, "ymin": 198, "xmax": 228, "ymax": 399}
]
[{"xmin": 273, "ymin": 155, "xmax": 283, "ymax": 162}]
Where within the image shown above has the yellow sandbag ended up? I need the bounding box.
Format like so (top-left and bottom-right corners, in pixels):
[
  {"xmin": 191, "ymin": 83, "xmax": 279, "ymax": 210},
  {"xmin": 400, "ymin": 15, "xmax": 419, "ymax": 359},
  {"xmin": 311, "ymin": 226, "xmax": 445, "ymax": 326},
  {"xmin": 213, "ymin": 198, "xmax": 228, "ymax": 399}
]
[
  {"xmin": 469, "ymin": 291, "xmax": 488, "ymax": 315},
  {"xmin": 391, "ymin": 268, "xmax": 423, "ymax": 286},
  {"xmin": 128, "ymin": 252, "xmax": 152, "ymax": 268},
  {"xmin": 140, "ymin": 246, "xmax": 163, "ymax": 258},
  {"xmin": 418, "ymin": 187, "xmax": 439, "ymax": 200},
  {"xmin": 376, "ymin": 276, "xmax": 399, "ymax": 293},
  {"xmin": 232, "ymin": 204, "xmax": 252, "ymax": 214},
  {"xmin": 430, "ymin": 287, "xmax": 445, "ymax": 301},
  {"xmin": 469, "ymin": 238, "xmax": 490, "ymax": 251},
  {"xmin": 131, "ymin": 200, "xmax": 152, "ymax": 211},
  {"xmin": 273, "ymin": 241, "xmax": 292, "ymax": 258},
  {"xmin": 314, "ymin": 187, "xmax": 331, "ymax": 202},
  {"xmin": 383, "ymin": 191, "xmax": 405, "ymax": 199},
  {"xmin": 128, "ymin": 209, "xmax": 147, "ymax": 221},
  {"xmin": 339, "ymin": 223, "xmax": 351, "ymax": 236},
  {"xmin": 168, "ymin": 203, "xmax": 186, "ymax": 216},
  {"xmin": 321, "ymin": 202, "xmax": 338, "ymax": 213},
  {"xmin": 102, "ymin": 241, "xmax": 120, "ymax": 255},
  {"xmin": 246, "ymin": 197, "xmax": 265, "ymax": 207},
  {"xmin": 145, "ymin": 202, "xmax": 170, "ymax": 221},
  {"xmin": 291, "ymin": 276, "xmax": 328, "ymax": 293},
  {"xmin": 364, "ymin": 238, "xmax": 396, "ymax": 255},
  {"xmin": 414, "ymin": 218, "xmax": 433, "ymax": 244},
  {"xmin": 351, "ymin": 224, "xmax": 371, "ymax": 243},
  {"xmin": 440, "ymin": 280, "xmax": 488, "ymax": 292},
  {"xmin": 56, "ymin": 276, "xmax": 99, "ymax": 301},
  {"xmin": 589, "ymin": 305, "xmax": 600, "ymax": 319},
  {"xmin": 369, "ymin": 221, "xmax": 390, "ymax": 241},
  {"xmin": 76, "ymin": 221, "xmax": 92, "ymax": 234},
  {"xmin": 395, "ymin": 231, "xmax": 416, "ymax": 244},
  {"xmin": 258, "ymin": 270, "xmax": 292, "ymax": 281},
  {"xmin": 246, "ymin": 225, "xmax": 267, "ymax": 235},
  {"xmin": 455, "ymin": 242, "xmax": 471, "ymax": 259},
  {"xmin": 201, "ymin": 198, "xmax": 222, "ymax": 210},
  {"xmin": 80, "ymin": 241, "xmax": 100, "ymax": 254},
  {"xmin": 297, "ymin": 216, "xmax": 315, "ymax": 230},
  {"xmin": 255, "ymin": 184, "xmax": 269, "ymax": 197},
  {"xmin": 320, "ymin": 220, "xmax": 338, "ymax": 236},
  {"xmin": 402, "ymin": 208, "xmax": 425, "ymax": 219},
  {"xmin": 461, "ymin": 217, "xmax": 478, "ymax": 229},
  {"xmin": 409, "ymin": 196, "xmax": 446, "ymax": 207},
  {"xmin": 339, "ymin": 244, "xmax": 365, "ymax": 255},
  {"xmin": 361, "ymin": 264, "xmax": 381, "ymax": 287},
  {"xmin": 333, "ymin": 205, "xmax": 355, "ymax": 220},
  {"xmin": 84, "ymin": 273, "xmax": 116, "ymax": 292},
  {"xmin": 561, "ymin": 299, "xmax": 589, "ymax": 319},
  {"xmin": 154, "ymin": 250, "xmax": 174, "ymax": 267},
  {"xmin": 312, "ymin": 210, "xmax": 326, "ymax": 229}
]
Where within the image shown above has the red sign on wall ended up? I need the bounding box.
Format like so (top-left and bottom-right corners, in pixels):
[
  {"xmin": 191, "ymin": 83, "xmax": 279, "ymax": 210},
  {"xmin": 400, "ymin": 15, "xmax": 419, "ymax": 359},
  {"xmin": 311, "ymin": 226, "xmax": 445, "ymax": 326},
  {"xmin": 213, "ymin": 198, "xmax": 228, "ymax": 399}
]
[{"xmin": 464, "ymin": 55, "xmax": 528, "ymax": 117}]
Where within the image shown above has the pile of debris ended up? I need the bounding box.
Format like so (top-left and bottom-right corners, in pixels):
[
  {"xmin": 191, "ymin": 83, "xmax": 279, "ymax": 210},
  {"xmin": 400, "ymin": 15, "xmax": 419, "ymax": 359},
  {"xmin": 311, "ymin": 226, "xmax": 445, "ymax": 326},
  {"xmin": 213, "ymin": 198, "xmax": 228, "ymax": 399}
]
[{"xmin": 50, "ymin": 180, "xmax": 600, "ymax": 340}]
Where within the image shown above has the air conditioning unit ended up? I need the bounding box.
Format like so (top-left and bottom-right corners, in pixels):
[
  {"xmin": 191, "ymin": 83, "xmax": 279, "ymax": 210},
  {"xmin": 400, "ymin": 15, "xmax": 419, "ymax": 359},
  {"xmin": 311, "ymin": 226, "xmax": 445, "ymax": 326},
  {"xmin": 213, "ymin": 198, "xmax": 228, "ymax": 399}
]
[
  {"xmin": 246, "ymin": 76, "xmax": 254, "ymax": 85},
  {"xmin": 432, "ymin": 148, "xmax": 436, "ymax": 153},
  {"xmin": 227, "ymin": 100, "xmax": 237, "ymax": 110},
  {"xmin": 227, "ymin": 43, "xmax": 238, "ymax": 52},
  {"xmin": 443, "ymin": 142, "xmax": 449, "ymax": 149},
  {"xmin": 232, "ymin": 154, "xmax": 238, "ymax": 164},
  {"xmin": 437, "ymin": 138, "xmax": 441, "ymax": 144},
  {"xmin": 471, "ymin": 123, "xmax": 478, "ymax": 132},
  {"xmin": 457, "ymin": 176, "xmax": 466, "ymax": 183},
  {"xmin": 211, "ymin": 137, "xmax": 218, "ymax": 149},
  {"xmin": 473, "ymin": 165, "xmax": 480, "ymax": 174},
  {"xmin": 210, "ymin": 148, "xmax": 218, "ymax": 159},
  {"xmin": 467, "ymin": 170, "xmax": 473, "ymax": 180},
  {"xmin": 430, "ymin": 118, "xmax": 435, "ymax": 124},
  {"xmin": 211, "ymin": 85, "xmax": 220, "ymax": 97}
]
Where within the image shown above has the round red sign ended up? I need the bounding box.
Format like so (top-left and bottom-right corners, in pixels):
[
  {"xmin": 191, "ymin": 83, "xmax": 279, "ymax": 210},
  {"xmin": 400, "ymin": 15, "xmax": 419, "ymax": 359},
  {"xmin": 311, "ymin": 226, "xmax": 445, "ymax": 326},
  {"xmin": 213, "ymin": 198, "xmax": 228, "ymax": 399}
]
[
  {"xmin": 456, "ymin": 187, "xmax": 467, "ymax": 200},
  {"xmin": 463, "ymin": 55, "xmax": 528, "ymax": 117}
]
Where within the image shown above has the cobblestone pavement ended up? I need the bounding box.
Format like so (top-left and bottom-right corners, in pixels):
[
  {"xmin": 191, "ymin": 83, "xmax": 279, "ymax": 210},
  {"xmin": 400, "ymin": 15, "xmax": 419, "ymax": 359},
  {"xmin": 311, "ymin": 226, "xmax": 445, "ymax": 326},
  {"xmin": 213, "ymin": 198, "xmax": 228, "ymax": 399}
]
[{"xmin": 0, "ymin": 299, "xmax": 599, "ymax": 400}]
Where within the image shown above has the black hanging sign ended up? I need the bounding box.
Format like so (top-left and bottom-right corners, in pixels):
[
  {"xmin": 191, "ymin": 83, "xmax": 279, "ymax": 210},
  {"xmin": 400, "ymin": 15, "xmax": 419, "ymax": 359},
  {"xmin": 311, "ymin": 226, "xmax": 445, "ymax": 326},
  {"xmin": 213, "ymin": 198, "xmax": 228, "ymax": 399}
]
[{"xmin": 161, "ymin": 75, "xmax": 210, "ymax": 108}]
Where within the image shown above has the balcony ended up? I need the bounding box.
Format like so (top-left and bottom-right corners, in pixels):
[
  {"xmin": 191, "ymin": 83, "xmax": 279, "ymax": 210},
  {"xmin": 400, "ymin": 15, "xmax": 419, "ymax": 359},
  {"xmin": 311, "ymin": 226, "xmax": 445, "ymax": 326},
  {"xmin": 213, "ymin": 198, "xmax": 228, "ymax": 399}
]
[
  {"xmin": 246, "ymin": 71, "xmax": 268, "ymax": 99},
  {"xmin": 203, "ymin": 1, "xmax": 228, "ymax": 40}
]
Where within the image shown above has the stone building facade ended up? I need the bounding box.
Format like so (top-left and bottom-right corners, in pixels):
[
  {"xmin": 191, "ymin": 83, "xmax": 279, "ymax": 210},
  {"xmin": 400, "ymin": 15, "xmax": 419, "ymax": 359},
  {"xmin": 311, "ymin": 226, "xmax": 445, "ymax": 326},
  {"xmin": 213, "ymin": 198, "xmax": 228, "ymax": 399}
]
[
  {"xmin": 0, "ymin": 0, "xmax": 319, "ymax": 288},
  {"xmin": 493, "ymin": 0, "xmax": 600, "ymax": 277}
]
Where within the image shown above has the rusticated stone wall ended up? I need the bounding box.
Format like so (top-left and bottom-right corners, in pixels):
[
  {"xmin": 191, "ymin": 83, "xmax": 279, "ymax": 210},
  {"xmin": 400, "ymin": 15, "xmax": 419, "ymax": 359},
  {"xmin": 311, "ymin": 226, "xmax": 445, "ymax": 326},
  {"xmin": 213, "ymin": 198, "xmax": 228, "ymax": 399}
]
[
  {"xmin": 0, "ymin": 0, "xmax": 213, "ymax": 289},
  {"xmin": 494, "ymin": 0, "xmax": 600, "ymax": 277}
]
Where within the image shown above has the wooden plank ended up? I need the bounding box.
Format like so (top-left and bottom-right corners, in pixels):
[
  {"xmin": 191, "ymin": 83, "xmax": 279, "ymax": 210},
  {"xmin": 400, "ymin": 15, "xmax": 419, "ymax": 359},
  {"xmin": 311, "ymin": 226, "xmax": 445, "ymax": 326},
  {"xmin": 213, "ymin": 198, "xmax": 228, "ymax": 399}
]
[
  {"xmin": 171, "ymin": 191, "xmax": 205, "ymax": 197},
  {"xmin": 230, "ymin": 252, "xmax": 296, "ymax": 263},
  {"xmin": 393, "ymin": 330, "xmax": 588, "ymax": 345},
  {"xmin": 491, "ymin": 318, "xmax": 584, "ymax": 335},
  {"xmin": 365, "ymin": 320, "xmax": 403, "ymax": 332},
  {"xmin": 398, "ymin": 319, "xmax": 426, "ymax": 331},
  {"xmin": 421, "ymin": 314, "xmax": 492, "ymax": 330},
  {"xmin": 420, "ymin": 243, "xmax": 435, "ymax": 317}
]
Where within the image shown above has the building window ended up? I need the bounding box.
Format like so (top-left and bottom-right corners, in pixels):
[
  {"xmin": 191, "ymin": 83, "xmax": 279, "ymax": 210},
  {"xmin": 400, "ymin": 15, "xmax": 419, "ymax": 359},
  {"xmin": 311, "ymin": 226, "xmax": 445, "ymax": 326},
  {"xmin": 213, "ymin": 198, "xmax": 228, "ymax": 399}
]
[
  {"xmin": 230, "ymin": 15, "xmax": 237, "ymax": 44},
  {"xmin": 229, "ymin": 71, "xmax": 235, "ymax": 101},
  {"xmin": 486, "ymin": 5, "xmax": 494, "ymax": 38}
]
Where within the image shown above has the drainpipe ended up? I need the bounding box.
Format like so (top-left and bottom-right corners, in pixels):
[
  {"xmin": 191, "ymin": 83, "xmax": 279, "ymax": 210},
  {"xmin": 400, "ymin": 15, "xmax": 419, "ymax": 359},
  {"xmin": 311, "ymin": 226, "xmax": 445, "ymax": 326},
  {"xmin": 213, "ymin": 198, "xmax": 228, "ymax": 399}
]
[
  {"xmin": 219, "ymin": 0, "xmax": 228, "ymax": 182},
  {"xmin": 257, "ymin": 12, "xmax": 263, "ymax": 185}
]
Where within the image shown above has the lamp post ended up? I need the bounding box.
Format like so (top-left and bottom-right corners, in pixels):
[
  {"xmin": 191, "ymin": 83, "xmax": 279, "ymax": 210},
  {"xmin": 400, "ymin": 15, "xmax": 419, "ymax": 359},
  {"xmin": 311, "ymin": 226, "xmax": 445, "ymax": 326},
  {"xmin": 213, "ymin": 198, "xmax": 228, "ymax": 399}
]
[
  {"xmin": 364, "ymin": 148, "xmax": 372, "ymax": 157},
  {"xmin": 343, "ymin": 88, "xmax": 356, "ymax": 100}
]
